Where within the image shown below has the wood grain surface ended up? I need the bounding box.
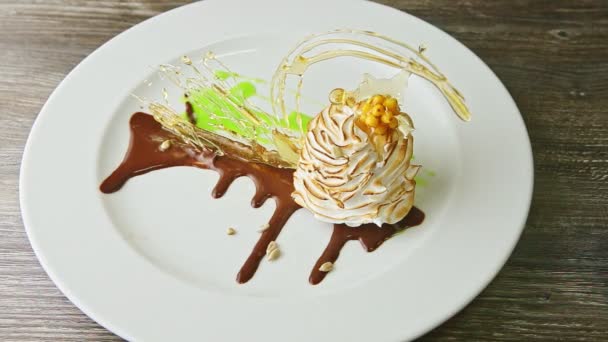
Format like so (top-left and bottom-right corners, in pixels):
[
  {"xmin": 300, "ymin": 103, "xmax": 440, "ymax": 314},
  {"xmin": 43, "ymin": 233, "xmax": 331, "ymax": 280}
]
[{"xmin": 1, "ymin": 0, "xmax": 606, "ymax": 341}]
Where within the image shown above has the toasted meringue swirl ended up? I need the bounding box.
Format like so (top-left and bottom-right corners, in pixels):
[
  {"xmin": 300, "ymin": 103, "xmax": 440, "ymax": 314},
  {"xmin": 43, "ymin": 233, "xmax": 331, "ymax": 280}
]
[{"xmin": 292, "ymin": 104, "xmax": 419, "ymax": 227}]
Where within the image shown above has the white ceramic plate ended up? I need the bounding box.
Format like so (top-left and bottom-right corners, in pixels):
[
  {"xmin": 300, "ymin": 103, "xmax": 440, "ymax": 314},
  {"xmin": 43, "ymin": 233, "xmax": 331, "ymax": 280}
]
[{"xmin": 20, "ymin": 0, "xmax": 533, "ymax": 341}]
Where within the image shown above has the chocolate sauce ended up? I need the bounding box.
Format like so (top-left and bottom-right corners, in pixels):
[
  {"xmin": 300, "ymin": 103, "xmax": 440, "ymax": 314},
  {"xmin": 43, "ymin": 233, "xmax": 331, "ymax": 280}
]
[
  {"xmin": 101, "ymin": 112, "xmax": 424, "ymax": 285},
  {"xmin": 100, "ymin": 112, "xmax": 299, "ymax": 283},
  {"xmin": 309, "ymin": 207, "xmax": 425, "ymax": 285},
  {"xmin": 185, "ymin": 101, "xmax": 197, "ymax": 125},
  {"xmin": 100, "ymin": 112, "xmax": 207, "ymax": 193},
  {"xmin": 211, "ymin": 157, "xmax": 299, "ymax": 283}
]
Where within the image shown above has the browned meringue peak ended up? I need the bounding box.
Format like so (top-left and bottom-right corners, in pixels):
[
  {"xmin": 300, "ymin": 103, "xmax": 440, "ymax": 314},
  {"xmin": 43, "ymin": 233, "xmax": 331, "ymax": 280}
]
[{"xmin": 292, "ymin": 98, "xmax": 420, "ymax": 227}]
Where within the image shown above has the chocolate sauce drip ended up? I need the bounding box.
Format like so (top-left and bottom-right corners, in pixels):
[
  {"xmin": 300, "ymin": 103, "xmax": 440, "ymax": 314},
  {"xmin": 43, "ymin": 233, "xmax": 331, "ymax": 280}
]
[
  {"xmin": 100, "ymin": 112, "xmax": 207, "ymax": 193},
  {"xmin": 100, "ymin": 112, "xmax": 424, "ymax": 284},
  {"xmin": 100, "ymin": 112, "xmax": 300, "ymax": 283},
  {"xmin": 309, "ymin": 207, "xmax": 425, "ymax": 285},
  {"xmin": 185, "ymin": 101, "xmax": 197, "ymax": 125},
  {"xmin": 210, "ymin": 157, "xmax": 299, "ymax": 283}
]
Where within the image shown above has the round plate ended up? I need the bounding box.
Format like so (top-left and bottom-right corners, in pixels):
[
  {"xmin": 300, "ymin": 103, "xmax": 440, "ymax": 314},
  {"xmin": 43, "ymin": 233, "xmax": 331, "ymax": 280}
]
[{"xmin": 20, "ymin": 0, "xmax": 533, "ymax": 341}]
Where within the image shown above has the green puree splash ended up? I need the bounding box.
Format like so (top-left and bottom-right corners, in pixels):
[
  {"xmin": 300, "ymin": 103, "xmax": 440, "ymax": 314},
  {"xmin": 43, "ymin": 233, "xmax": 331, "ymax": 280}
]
[{"xmin": 183, "ymin": 72, "xmax": 311, "ymax": 145}]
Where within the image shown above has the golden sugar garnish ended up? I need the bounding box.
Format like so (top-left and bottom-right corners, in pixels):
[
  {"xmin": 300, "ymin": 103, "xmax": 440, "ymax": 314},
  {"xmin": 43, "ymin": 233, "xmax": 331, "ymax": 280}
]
[
  {"xmin": 181, "ymin": 55, "xmax": 193, "ymax": 65},
  {"xmin": 271, "ymin": 29, "xmax": 471, "ymax": 122},
  {"xmin": 329, "ymin": 88, "xmax": 346, "ymax": 105}
]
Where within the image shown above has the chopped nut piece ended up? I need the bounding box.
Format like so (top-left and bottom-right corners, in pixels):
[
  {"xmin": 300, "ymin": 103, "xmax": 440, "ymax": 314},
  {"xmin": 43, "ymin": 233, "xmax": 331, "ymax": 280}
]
[
  {"xmin": 319, "ymin": 262, "xmax": 334, "ymax": 272},
  {"xmin": 159, "ymin": 140, "xmax": 172, "ymax": 151},
  {"xmin": 226, "ymin": 227, "xmax": 236, "ymax": 235},
  {"xmin": 267, "ymin": 248, "xmax": 281, "ymax": 261},
  {"xmin": 258, "ymin": 223, "xmax": 270, "ymax": 232},
  {"xmin": 266, "ymin": 241, "xmax": 278, "ymax": 254},
  {"xmin": 266, "ymin": 241, "xmax": 281, "ymax": 261}
]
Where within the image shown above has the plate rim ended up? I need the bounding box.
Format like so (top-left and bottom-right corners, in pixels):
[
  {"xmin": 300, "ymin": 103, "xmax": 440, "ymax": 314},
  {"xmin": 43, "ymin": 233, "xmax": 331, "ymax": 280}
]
[{"xmin": 19, "ymin": 0, "xmax": 534, "ymax": 340}]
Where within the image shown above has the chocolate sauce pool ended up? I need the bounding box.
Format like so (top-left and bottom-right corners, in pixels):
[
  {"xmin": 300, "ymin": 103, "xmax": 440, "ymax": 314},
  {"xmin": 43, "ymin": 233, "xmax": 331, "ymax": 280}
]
[
  {"xmin": 309, "ymin": 207, "xmax": 425, "ymax": 285},
  {"xmin": 101, "ymin": 112, "xmax": 424, "ymax": 284}
]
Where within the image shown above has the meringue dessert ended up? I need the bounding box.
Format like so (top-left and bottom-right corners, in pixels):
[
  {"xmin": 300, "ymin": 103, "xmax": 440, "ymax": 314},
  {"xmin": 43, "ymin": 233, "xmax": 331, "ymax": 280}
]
[
  {"xmin": 293, "ymin": 85, "xmax": 419, "ymax": 227},
  {"xmin": 100, "ymin": 30, "xmax": 470, "ymax": 285}
]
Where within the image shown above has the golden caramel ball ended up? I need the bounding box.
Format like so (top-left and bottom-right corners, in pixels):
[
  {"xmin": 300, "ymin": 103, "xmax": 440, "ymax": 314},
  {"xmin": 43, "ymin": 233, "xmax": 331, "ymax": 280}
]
[
  {"xmin": 360, "ymin": 102, "xmax": 371, "ymax": 114},
  {"xmin": 383, "ymin": 97, "xmax": 399, "ymax": 113},
  {"xmin": 354, "ymin": 94, "xmax": 404, "ymax": 135},
  {"xmin": 365, "ymin": 115, "xmax": 379, "ymax": 127},
  {"xmin": 371, "ymin": 95, "xmax": 385, "ymax": 105},
  {"xmin": 371, "ymin": 104, "xmax": 384, "ymax": 117},
  {"xmin": 381, "ymin": 112, "xmax": 393, "ymax": 124},
  {"xmin": 359, "ymin": 112, "xmax": 368, "ymax": 122},
  {"xmin": 389, "ymin": 117, "xmax": 399, "ymax": 129},
  {"xmin": 375, "ymin": 125, "xmax": 388, "ymax": 135}
]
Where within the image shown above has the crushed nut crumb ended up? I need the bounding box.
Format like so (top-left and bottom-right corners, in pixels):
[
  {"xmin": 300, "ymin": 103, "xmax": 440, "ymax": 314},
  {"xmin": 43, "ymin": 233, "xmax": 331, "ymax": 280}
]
[
  {"xmin": 258, "ymin": 223, "xmax": 270, "ymax": 232},
  {"xmin": 319, "ymin": 262, "xmax": 333, "ymax": 272},
  {"xmin": 226, "ymin": 227, "xmax": 236, "ymax": 235},
  {"xmin": 159, "ymin": 140, "xmax": 172, "ymax": 151},
  {"xmin": 266, "ymin": 241, "xmax": 278, "ymax": 254},
  {"xmin": 267, "ymin": 248, "xmax": 281, "ymax": 261}
]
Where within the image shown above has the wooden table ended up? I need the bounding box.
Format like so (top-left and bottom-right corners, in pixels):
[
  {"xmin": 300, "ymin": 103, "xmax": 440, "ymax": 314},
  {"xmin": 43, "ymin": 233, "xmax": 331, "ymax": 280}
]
[{"xmin": 1, "ymin": 1, "xmax": 606, "ymax": 340}]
